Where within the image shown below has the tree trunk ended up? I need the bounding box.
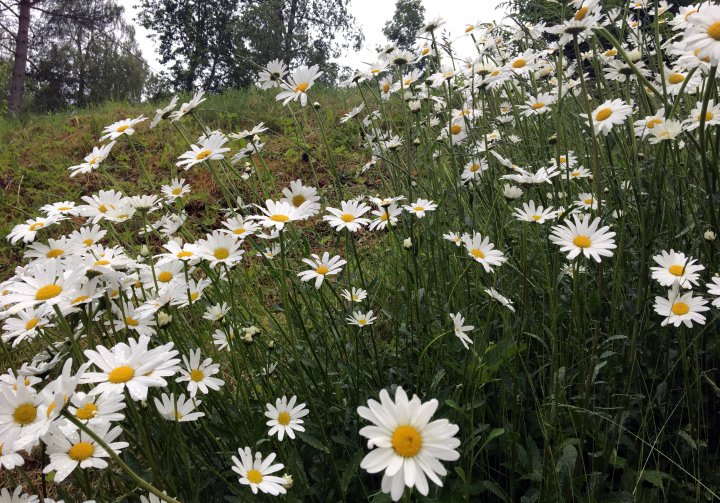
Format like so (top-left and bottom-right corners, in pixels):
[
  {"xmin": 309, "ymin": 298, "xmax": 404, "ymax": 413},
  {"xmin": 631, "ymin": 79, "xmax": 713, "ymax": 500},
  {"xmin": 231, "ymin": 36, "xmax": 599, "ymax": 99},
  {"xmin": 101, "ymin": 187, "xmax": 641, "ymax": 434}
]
[
  {"xmin": 282, "ymin": 0, "xmax": 298, "ymax": 64},
  {"xmin": 8, "ymin": 0, "xmax": 32, "ymax": 115}
]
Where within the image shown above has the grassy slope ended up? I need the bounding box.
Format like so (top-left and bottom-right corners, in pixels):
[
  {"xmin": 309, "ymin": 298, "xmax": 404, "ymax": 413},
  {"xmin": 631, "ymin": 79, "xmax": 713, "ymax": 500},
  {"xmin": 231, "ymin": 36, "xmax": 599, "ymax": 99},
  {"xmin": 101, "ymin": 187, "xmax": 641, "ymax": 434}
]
[{"xmin": 0, "ymin": 87, "xmax": 366, "ymax": 277}]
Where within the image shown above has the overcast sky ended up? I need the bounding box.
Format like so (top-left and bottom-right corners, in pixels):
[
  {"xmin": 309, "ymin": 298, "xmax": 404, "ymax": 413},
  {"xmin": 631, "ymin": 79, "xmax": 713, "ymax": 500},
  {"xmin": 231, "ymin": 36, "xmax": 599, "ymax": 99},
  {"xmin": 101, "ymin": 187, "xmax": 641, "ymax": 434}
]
[{"xmin": 119, "ymin": 0, "xmax": 507, "ymax": 74}]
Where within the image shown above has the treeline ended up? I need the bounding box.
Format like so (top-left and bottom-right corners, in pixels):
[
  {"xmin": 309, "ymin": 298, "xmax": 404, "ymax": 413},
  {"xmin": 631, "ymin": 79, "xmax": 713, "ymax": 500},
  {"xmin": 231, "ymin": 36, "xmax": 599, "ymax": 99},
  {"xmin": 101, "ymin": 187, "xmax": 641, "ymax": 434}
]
[{"xmin": 0, "ymin": 0, "xmax": 362, "ymax": 115}]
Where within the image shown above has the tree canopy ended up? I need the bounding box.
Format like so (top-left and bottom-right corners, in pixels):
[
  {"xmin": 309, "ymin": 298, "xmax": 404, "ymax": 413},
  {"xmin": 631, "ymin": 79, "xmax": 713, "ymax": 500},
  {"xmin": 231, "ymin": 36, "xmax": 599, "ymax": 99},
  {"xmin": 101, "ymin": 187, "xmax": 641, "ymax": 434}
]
[{"xmin": 382, "ymin": 0, "xmax": 425, "ymax": 50}]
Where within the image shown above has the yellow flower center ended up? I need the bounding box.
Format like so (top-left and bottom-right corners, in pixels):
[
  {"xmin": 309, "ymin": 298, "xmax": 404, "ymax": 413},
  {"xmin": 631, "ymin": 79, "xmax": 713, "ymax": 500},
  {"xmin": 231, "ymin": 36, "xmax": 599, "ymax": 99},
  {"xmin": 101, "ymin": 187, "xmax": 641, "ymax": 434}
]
[
  {"xmin": 94, "ymin": 260, "xmax": 110, "ymax": 266},
  {"xmin": 75, "ymin": 403, "xmax": 98, "ymax": 420},
  {"xmin": 315, "ymin": 265, "xmax": 330, "ymax": 275},
  {"xmin": 177, "ymin": 250, "xmax": 193, "ymax": 258},
  {"xmin": 190, "ymin": 369, "xmax": 205, "ymax": 382},
  {"xmin": 531, "ymin": 215, "xmax": 542, "ymax": 221},
  {"xmin": 450, "ymin": 124, "xmax": 463, "ymax": 135},
  {"xmin": 72, "ymin": 295, "xmax": 90, "ymax": 305},
  {"xmin": 672, "ymin": 302, "xmax": 690, "ymax": 315},
  {"xmin": 391, "ymin": 425, "xmax": 423, "ymax": 458},
  {"xmin": 595, "ymin": 108, "xmax": 612, "ymax": 121},
  {"xmin": 246, "ymin": 469, "xmax": 264, "ymax": 484},
  {"xmin": 172, "ymin": 187, "xmax": 183, "ymax": 195},
  {"xmin": 36, "ymin": 284, "xmax": 62, "ymax": 301},
  {"xmin": 381, "ymin": 213, "xmax": 389, "ymax": 221},
  {"xmin": 646, "ymin": 118, "xmax": 662, "ymax": 129},
  {"xmin": 531, "ymin": 102, "xmax": 545, "ymax": 110},
  {"xmin": 341, "ymin": 213, "xmax": 356, "ymax": 222},
  {"xmin": 125, "ymin": 317, "xmax": 139, "ymax": 327},
  {"xmin": 82, "ymin": 238, "xmax": 94, "ymax": 247},
  {"xmin": 470, "ymin": 163, "xmax": 480, "ymax": 172},
  {"xmin": 573, "ymin": 235, "xmax": 591, "ymax": 248},
  {"xmin": 270, "ymin": 214, "xmax": 289, "ymax": 222},
  {"xmin": 277, "ymin": 411, "xmax": 291, "ymax": 426},
  {"xmin": 195, "ymin": 149, "xmax": 212, "ymax": 160},
  {"xmin": 157, "ymin": 271, "xmax": 173, "ymax": 283},
  {"xmin": 108, "ymin": 365, "xmax": 134, "ymax": 383},
  {"xmin": 668, "ymin": 264, "xmax": 685, "ymax": 276},
  {"xmin": 13, "ymin": 403, "xmax": 37, "ymax": 425},
  {"xmin": 707, "ymin": 21, "xmax": 720, "ymax": 41},
  {"xmin": 603, "ymin": 49, "xmax": 617, "ymax": 57},
  {"xmin": 574, "ymin": 6, "xmax": 589, "ymax": 20},
  {"xmin": 116, "ymin": 125, "xmax": 130, "ymax": 133},
  {"xmin": 29, "ymin": 222, "xmax": 45, "ymax": 231},
  {"xmin": 701, "ymin": 111, "xmax": 715, "ymax": 121},
  {"xmin": 559, "ymin": 156, "xmax": 567, "ymax": 163},
  {"xmin": 512, "ymin": 58, "xmax": 527, "ymax": 69},
  {"xmin": 584, "ymin": 198, "xmax": 593, "ymax": 205},
  {"xmin": 292, "ymin": 195, "xmax": 306, "ymax": 207},
  {"xmin": 68, "ymin": 442, "xmax": 94, "ymax": 461},
  {"xmin": 470, "ymin": 248, "xmax": 485, "ymax": 259},
  {"xmin": 25, "ymin": 318, "xmax": 39, "ymax": 331},
  {"xmin": 190, "ymin": 292, "xmax": 199, "ymax": 301},
  {"xmin": 668, "ymin": 73, "xmax": 684, "ymax": 85},
  {"xmin": 358, "ymin": 319, "xmax": 367, "ymax": 326},
  {"xmin": 294, "ymin": 82, "xmax": 309, "ymax": 93},
  {"xmin": 214, "ymin": 248, "xmax": 230, "ymax": 260},
  {"xmin": 382, "ymin": 83, "xmax": 391, "ymax": 93},
  {"xmin": 46, "ymin": 248, "xmax": 64, "ymax": 258}
]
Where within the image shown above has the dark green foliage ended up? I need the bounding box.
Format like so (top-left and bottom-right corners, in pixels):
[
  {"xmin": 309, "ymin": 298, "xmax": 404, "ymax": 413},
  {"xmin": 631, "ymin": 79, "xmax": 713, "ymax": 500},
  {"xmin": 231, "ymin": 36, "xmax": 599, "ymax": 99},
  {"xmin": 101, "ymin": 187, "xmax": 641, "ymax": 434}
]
[{"xmin": 382, "ymin": 0, "xmax": 425, "ymax": 50}]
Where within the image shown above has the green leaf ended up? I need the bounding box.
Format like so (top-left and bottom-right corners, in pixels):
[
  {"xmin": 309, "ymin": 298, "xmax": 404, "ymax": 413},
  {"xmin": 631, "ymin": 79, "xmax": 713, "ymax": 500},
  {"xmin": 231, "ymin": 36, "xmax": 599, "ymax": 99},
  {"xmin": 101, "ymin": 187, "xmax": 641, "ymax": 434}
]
[{"xmin": 480, "ymin": 428, "xmax": 506, "ymax": 451}]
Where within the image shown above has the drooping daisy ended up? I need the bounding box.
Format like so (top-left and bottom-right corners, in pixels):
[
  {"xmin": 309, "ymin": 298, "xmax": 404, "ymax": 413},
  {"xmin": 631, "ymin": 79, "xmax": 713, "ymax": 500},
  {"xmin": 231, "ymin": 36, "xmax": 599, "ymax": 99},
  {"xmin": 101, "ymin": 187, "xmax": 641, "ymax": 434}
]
[
  {"xmin": 0, "ymin": 430, "xmax": 25, "ymax": 470},
  {"xmin": 404, "ymin": 199, "xmax": 438, "ymax": 218},
  {"xmin": 258, "ymin": 59, "xmax": 288, "ymax": 89},
  {"xmin": 264, "ymin": 395, "xmax": 309, "ymax": 441},
  {"xmin": 297, "ymin": 252, "xmax": 346, "ymax": 289},
  {"xmin": 357, "ymin": 386, "xmax": 460, "ymax": 502},
  {"xmin": 68, "ymin": 142, "xmax": 116, "ymax": 177},
  {"xmin": 346, "ymin": 310, "xmax": 377, "ymax": 327},
  {"xmin": 176, "ymin": 349, "xmax": 225, "ymax": 397},
  {"xmin": 275, "ymin": 65, "xmax": 323, "ymax": 106},
  {"xmin": 150, "ymin": 95, "xmax": 178, "ymax": 128},
  {"xmin": 550, "ymin": 215, "xmax": 616, "ymax": 262},
  {"xmin": 654, "ymin": 287, "xmax": 710, "ymax": 327},
  {"xmin": 443, "ymin": 231, "xmax": 463, "ymax": 247},
  {"xmin": 100, "ymin": 115, "xmax": 146, "ymax": 141},
  {"xmin": 484, "ymin": 287, "xmax": 516, "ymax": 312},
  {"xmin": 203, "ymin": 302, "xmax": 230, "ymax": 322},
  {"xmin": 0, "ymin": 487, "xmax": 39, "ymax": 503},
  {"xmin": 651, "ymin": 250, "xmax": 705, "ymax": 288},
  {"xmin": 154, "ymin": 393, "xmax": 205, "ymax": 422},
  {"xmin": 231, "ymin": 447, "xmax": 287, "ymax": 495},
  {"xmin": 82, "ymin": 335, "xmax": 175, "ymax": 401},
  {"xmin": 324, "ymin": 200, "xmax": 372, "ymax": 232},
  {"xmin": 43, "ymin": 422, "xmax": 128, "ymax": 482},
  {"xmin": 707, "ymin": 276, "xmax": 720, "ymax": 307},
  {"xmin": 583, "ymin": 99, "xmax": 632, "ymax": 136},
  {"xmin": 176, "ymin": 132, "xmax": 231, "ymax": 170},
  {"xmin": 513, "ymin": 200, "xmax": 556, "ymax": 224},
  {"xmin": 170, "ymin": 90, "xmax": 206, "ymax": 121},
  {"xmin": 449, "ymin": 313, "xmax": 474, "ymax": 349},
  {"xmin": 461, "ymin": 232, "xmax": 507, "ymax": 272}
]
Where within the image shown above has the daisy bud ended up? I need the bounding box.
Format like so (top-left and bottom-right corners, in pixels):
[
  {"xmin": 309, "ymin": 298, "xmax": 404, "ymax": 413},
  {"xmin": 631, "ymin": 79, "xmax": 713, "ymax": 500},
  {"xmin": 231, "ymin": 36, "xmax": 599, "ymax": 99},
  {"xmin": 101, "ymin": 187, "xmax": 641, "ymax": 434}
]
[
  {"xmin": 313, "ymin": 101, "xmax": 321, "ymax": 109},
  {"xmin": 408, "ymin": 100, "xmax": 421, "ymax": 112},
  {"xmin": 158, "ymin": 312, "xmax": 172, "ymax": 327},
  {"xmin": 242, "ymin": 333, "xmax": 254, "ymax": 343},
  {"xmin": 548, "ymin": 134, "xmax": 557, "ymax": 144},
  {"xmin": 268, "ymin": 340, "xmax": 275, "ymax": 349},
  {"xmin": 282, "ymin": 474, "xmax": 294, "ymax": 489},
  {"xmin": 140, "ymin": 245, "xmax": 150, "ymax": 257},
  {"xmin": 413, "ymin": 138, "xmax": 420, "ymax": 145},
  {"xmin": 705, "ymin": 230, "xmax": 717, "ymax": 241},
  {"xmin": 403, "ymin": 237, "xmax": 413, "ymax": 249}
]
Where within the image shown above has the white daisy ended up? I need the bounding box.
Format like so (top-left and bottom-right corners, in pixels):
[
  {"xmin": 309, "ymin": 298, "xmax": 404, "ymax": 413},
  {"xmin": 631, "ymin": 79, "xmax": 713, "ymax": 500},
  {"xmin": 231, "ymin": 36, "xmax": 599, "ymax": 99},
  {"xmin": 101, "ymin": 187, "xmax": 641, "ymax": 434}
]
[
  {"xmin": 297, "ymin": 252, "xmax": 346, "ymax": 289},
  {"xmin": 651, "ymin": 250, "xmax": 705, "ymax": 288},
  {"xmin": 449, "ymin": 313, "xmax": 474, "ymax": 349},
  {"xmin": 154, "ymin": 393, "xmax": 205, "ymax": 422},
  {"xmin": 264, "ymin": 395, "xmax": 309, "ymax": 441},
  {"xmin": 654, "ymin": 287, "xmax": 710, "ymax": 328},
  {"xmin": 231, "ymin": 447, "xmax": 287, "ymax": 495},
  {"xmin": 550, "ymin": 215, "xmax": 616, "ymax": 262},
  {"xmin": 176, "ymin": 349, "xmax": 225, "ymax": 397}
]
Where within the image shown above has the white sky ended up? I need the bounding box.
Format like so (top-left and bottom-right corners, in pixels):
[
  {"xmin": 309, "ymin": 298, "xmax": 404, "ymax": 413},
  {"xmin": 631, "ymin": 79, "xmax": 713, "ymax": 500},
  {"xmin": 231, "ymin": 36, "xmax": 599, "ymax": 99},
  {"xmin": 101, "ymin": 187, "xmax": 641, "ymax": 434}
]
[{"xmin": 119, "ymin": 0, "xmax": 507, "ymax": 74}]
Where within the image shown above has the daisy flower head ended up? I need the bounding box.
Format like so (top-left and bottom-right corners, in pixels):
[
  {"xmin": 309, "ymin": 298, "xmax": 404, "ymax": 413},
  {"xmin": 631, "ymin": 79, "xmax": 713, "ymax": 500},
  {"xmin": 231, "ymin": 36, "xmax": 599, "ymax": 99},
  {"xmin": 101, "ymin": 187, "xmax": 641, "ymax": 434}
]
[
  {"xmin": 654, "ymin": 286, "xmax": 709, "ymax": 328},
  {"xmin": 68, "ymin": 391, "xmax": 126, "ymax": 425},
  {"xmin": 520, "ymin": 92, "xmax": 556, "ymax": 116},
  {"xmin": 0, "ymin": 379, "xmax": 48, "ymax": 450},
  {"xmin": 684, "ymin": 99, "xmax": 720, "ymax": 131},
  {"xmin": 7, "ymin": 216, "xmax": 60, "ymax": 244},
  {"xmin": 461, "ymin": 159, "xmax": 489, "ymax": 183},
  {"xmin": 231, "ymin": 447, "xmax": 287, "ymax": 495},
  {"xmin": 265, "ymin": 395, "xmax": 309, "ymax": 441},
  {"xmin": 161, "ymin": 178, "xmax": 191, "ymax": 200},
  {"xmin": 252, "ymin": 199, "xmax": 312, "ymax": 230},
  {"xmin": 275, "ymin": 64, "xmax": 323, "ymax": 106},
  {"xmin": 369, "ymin": 203, "xmax": 403, "ymax": 231},
  {"xmin": 341, "ymin": 287, "xmax": 368, "ymax": 303},
  {"xmin": 177, "ymin": 349, "xmax": 225, "ymax": 397},
  {"xmin": 324, "ymin": 200, "xmax": 372, "ymax": 232},
  {"xmin": 68, "ymin": 142, "xmax": 115, "ymax": 177},
  {"xmin": 82, "ymin": 335, "xmax": 176, "ymax": 401},
  {"xmin": 154, "ymin": 393, "xmax": 205, "ymax": 422},
  {"xmin": 450, "ymin": 312, "xmax": 474, "ymax": 349},
  {"xmin": 684, "ymin": 4, "xmax": 720, "ymax": 65},
  {"xmin": 258, "ymin": 59, "xmax": 288, "ymax": 89},
  {"xmin": 297, "ymin": 252, "xmax": 346, "ymax": 289},
  {"xmin": 280, "ymin": 179, "xmax": 321, "ymax": 215},
  {"xmin": 176, "ymin": 132, "xmax": 230, "ymax": 170},
  {"xmin": 43, "ymin": 422, "xmax": 128, "ymax": 482},
  {"xmin": 100, "ymin": 115, "xmax": 146, "ymax": 141},
  {"xmin": 0, "ymin": 430, "xmax": 25, "ymax": 470},
  {"xmin": 357, "ymin": 386, "xmax": 460, "ymax": 502},
  {"xmin": 170, "ymin": 90, "xmax": 206, "ymax": 121},
  {"xmin": 634, "ymin": 108, "xmax": 666, "ymax": 138},
  {"xmin": 0, "ymin": 487, "xmax": 39, "ymax": 503},
  {"xmin": 584, "ymin": 99, "xmax": 632, "ymax": 136},
  {"xmin": 550, "ymin": 215, "xmax": 616, "ymax": 262},
  {"xmin": 221, "ymin": 215, "xmax": 260, "ymax": 239},
  {"xmin": 2, "ymin": 260, "xmax": 81, "ymax": 313},
  {"xmin": 513, "ymin": 200, "xmax": 556, "ymax": 224},
  {"xmin": 196, "ymin": 230, "xmax": 244, "ymax": 268},
  {"xmin": 461, "ymin": 232, "xmax": 506, "ymax": 272},
  {"xmin": 443, "ymin": 231, "xmax": 463, "ymax": 247},
  {"xmin": 651, "ymin": 250, "xmax": 704, "ymax": 288},
  {"xmin": 403, "ymin": 198, "xmax": 437, "ymax": 218},
  {"xmin": 150, "ymin": 95, "xmax": 178, "ymax": 128},
  {"xmin": 707, "ymin": 276, "xmax": 720, "ymax": 307},
  {"xmin": 346, "ymin": 310, "xmax": 377, "ymax": 327}
]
